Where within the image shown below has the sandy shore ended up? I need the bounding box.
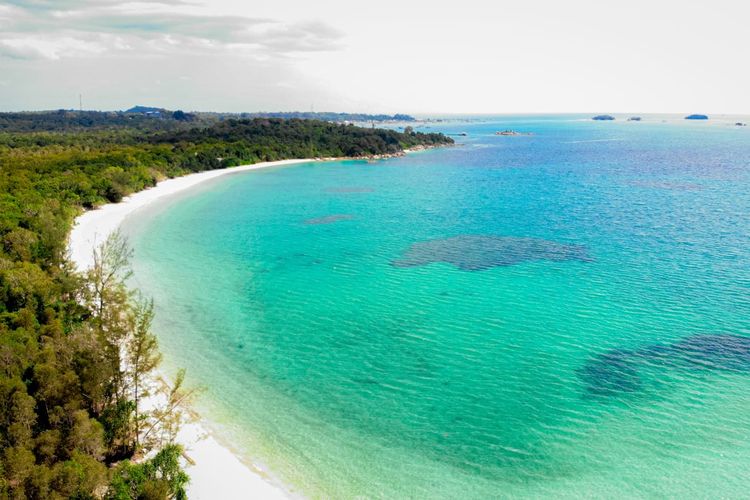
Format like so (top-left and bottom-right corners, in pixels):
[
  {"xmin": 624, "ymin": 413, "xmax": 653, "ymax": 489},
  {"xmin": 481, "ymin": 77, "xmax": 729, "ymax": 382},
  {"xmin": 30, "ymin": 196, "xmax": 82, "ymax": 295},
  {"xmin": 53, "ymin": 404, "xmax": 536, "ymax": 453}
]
[
  {"xmin": 68, "ymin": 159, "xmax": 317, "ymax": 499},
  {"xmin": 69, "ymin": 159, "xmax": 316, "ymax": 270}
]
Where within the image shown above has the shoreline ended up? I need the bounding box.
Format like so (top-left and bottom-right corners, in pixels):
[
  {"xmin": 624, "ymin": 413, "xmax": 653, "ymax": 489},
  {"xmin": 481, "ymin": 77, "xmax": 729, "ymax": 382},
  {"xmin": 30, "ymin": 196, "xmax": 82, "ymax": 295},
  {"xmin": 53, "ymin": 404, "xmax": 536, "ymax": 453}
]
[
  {"xmin": 68, "ymin": 158, "xmax": 320, "ymax": 500},
  {"xmin": 68, "ymin": 146, "xmax": 442, "ymax": 269},
  {"xmin": 69, "ymin": 159, "xmax": 319, "ymax": 271}
]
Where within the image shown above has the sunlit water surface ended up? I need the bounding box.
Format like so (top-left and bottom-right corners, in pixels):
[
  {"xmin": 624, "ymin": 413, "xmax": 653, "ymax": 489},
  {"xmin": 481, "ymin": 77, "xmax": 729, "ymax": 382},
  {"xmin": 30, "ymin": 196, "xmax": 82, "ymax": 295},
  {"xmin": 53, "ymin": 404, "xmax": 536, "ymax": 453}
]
[{"xmin": 124, "ymin": 116, "xmax": 750, "ymax": 498}]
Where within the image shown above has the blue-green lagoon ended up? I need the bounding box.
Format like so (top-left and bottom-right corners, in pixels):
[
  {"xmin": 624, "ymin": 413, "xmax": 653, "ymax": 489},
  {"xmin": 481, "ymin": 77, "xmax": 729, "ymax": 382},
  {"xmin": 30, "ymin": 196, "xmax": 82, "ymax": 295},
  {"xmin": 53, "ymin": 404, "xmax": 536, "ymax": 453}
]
[{"xmin": 123, "ymin": 116, "xmax": 750, "ymax": 498}]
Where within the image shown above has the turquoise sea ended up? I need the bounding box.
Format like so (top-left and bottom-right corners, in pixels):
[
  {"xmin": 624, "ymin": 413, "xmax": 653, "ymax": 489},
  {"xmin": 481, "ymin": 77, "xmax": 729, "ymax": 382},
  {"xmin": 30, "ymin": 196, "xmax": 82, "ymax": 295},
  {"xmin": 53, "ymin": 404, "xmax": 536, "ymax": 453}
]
[{"xmin": 123, "ymin": 115, "xmax": 750, "ymax": 498}]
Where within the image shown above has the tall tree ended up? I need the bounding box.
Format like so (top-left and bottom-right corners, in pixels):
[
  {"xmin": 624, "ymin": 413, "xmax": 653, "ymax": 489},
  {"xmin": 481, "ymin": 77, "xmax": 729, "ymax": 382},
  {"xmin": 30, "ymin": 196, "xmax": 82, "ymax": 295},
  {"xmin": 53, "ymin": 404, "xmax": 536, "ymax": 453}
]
[
  {"xmin": 86, "ymin": 231, "xmax": 135, "ymax": 458},
  {"xmin": 126, "ymin": 295, "xmax": 162, "ymax": 451}
]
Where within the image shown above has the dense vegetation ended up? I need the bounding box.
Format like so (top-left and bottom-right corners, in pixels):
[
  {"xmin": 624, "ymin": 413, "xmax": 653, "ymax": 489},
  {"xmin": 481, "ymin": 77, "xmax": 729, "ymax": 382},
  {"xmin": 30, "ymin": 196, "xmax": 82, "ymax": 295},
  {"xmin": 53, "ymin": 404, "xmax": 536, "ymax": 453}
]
[
  {"xmin": 0, "ymin": 109, "xmax": 416, "ymax": 133},
  {"xmin": 227, "ymin": 111, "xmax": 415, "ymax": 122},
  {"xmin": 0, "ymin": 221, "xmax": 193, "ymax": 498},
  {"xmin": 0, "ymin": 113, "xmax": 451, "ymax": 498},
  {"xmin": 0, "ymin": 111, "xmax": 190, "ymax": 133},
  {"xmin": 0, "ymin": 116, "xmax": 451, "ymax": 207},
  {"xmin": 125, "ymin": 107, "xmax": 416, "ymax": 123},
  {"xmin": 152, "ymin": 118, "xmax": 450, "ymax": 167}
]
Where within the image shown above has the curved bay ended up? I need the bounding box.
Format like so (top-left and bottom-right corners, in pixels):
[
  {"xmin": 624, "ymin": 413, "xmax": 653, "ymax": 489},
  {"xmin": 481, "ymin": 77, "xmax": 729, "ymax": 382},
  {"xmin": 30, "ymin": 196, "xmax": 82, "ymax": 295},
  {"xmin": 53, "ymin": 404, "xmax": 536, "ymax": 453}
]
[{"xmin": 126, "ymin": 117, "xmax": 750, "ymax": 498}]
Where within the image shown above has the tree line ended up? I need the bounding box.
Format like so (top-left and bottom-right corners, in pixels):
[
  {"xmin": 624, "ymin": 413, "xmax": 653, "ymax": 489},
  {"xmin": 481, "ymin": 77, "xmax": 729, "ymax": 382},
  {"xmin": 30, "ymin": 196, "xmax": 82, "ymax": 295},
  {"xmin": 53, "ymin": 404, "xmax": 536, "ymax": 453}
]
[{"xmin": 0, "ymin": 110, "xmax": 418, "ymax": 133}]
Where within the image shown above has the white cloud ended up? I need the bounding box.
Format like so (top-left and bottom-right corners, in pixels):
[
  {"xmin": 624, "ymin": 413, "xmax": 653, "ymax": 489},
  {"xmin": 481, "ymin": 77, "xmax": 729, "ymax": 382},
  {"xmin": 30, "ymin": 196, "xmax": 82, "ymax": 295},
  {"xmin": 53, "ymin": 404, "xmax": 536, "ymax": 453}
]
[
  {"xmin": 0, "ymin": 34, "xmax": 108, "ymax": 60},
  {"xmin": 0, "ymin": 0, "xmax": 343, "ymax": 60}
]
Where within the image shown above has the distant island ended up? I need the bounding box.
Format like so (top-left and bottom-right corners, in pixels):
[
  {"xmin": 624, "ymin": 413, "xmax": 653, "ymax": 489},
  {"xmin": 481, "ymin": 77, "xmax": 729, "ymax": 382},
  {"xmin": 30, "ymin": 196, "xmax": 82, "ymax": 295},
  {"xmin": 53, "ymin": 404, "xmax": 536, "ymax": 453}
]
[
  {"xmin": 495, "ymin": 130, "xmax": 532, "ymax": 136},
  {"xmin": 628, "ymin": 117, "xmax": 642, "ymax": 121},
  {"xmin": 592, "ymin": 115, "xmax": 615, "ymax": 121},
  {"xmin": 685, "ymin": 114, "xmax": 709, "ymax": 120}
]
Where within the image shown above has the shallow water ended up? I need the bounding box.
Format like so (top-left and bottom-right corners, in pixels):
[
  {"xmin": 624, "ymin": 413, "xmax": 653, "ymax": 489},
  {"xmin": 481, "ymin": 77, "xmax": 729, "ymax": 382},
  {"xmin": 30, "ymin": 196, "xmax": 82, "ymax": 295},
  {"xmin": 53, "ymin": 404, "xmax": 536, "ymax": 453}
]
[{"xmin": 124, "ymin": 115, "xmax": 750, "ymax": 498}]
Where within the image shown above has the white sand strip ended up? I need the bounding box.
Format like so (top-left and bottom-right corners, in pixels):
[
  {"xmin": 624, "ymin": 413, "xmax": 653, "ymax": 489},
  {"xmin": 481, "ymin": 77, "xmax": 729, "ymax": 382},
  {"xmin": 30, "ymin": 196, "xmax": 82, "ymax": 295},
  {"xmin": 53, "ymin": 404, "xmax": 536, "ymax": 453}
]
[
  {"xmin": 69, "ymin": 159, "xmax": 316, "ymax": 271},
  {"xmin": 68, "ymin": 159, "xmax": 317, "ymax": 499}
]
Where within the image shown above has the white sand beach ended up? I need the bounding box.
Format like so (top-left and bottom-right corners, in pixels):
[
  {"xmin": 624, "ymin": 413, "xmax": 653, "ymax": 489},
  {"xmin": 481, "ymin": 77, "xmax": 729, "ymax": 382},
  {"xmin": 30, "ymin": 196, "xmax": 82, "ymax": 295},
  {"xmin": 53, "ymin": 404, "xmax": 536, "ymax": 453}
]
[
  {"xmin": 68, "ymin": 159, "xmax": 317, "ymax": 500},
  {"xmin": 70, "ymin": 159, "xmax": 316, "ymax": 270}
]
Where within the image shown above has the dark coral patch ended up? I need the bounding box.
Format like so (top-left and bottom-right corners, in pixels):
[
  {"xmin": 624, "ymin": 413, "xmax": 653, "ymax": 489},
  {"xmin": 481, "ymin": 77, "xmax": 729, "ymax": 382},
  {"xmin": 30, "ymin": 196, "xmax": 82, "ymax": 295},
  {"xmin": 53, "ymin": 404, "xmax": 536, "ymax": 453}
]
[
  {"xmin": 579, "ymin": 334, "xmax": 750, "ymax": 397},
  {"xmin": 669, "ymin": 334, "xmax": 750, "ymax": 371},
  {"xmin": 392, "ymin": 235, "xmax": 591, "ymax": 271},
  {"xmin": 577, "ymin": 349, "xmax": 643, "ymax": 396}
]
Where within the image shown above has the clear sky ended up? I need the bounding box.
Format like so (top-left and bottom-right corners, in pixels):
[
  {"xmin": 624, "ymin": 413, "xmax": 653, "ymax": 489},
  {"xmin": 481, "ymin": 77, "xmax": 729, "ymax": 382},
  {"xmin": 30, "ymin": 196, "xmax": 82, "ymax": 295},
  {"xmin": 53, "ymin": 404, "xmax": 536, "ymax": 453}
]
[{"xmin": 1, "ymin": 0, "xmax": 748, "ymax": 114}]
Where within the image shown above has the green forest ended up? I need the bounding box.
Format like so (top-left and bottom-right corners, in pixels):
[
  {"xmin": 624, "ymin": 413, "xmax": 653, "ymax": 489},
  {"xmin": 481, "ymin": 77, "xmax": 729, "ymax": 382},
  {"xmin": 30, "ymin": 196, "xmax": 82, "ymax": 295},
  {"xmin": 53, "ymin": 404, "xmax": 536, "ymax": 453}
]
[
  {"xmin": 0, "ymin": 112, "xmax": 452, "ymax": 498},
  {"xmin": 0, "ymin": 109, "xmax": 417, "ymax": 133}
]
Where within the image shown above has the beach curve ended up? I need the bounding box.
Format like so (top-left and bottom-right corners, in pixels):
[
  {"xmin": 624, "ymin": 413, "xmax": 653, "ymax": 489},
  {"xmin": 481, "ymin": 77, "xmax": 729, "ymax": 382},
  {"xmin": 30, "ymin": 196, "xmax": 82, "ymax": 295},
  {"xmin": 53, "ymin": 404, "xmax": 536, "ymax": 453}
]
[{"xmin": 68, "ymin": 159, "xmax": 318, "ymax": 500}]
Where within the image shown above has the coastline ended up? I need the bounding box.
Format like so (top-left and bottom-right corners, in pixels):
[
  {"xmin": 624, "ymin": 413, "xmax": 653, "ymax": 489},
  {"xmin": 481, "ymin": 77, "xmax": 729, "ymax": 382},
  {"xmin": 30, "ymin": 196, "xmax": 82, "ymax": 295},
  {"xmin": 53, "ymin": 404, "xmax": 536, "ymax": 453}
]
[
  {"xmin": 68, "ymin": 146, "xmax": 443, "ymax": 268},
  {"xmin": 69, "ymin": 159, "xmax": 317, "ymax": 271},
  {"xmin": 68, "ymin": 159, "xmax": 318, "ymax": 500}
]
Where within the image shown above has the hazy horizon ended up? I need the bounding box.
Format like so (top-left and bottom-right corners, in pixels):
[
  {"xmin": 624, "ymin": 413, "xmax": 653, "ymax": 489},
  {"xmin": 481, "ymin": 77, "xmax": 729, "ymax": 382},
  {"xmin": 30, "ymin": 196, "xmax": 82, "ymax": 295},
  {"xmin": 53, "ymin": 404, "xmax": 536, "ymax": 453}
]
[
  {"xmin": 5, "ymin": 107, "xmax": 750, "ymax": 121},
  {"xmin": 1, "ymin": 0, "xmax": 749, "ymax": 114},
  {"xmin": 3, "ymin": 108, "xmax": 749, "ymax": 119}
]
